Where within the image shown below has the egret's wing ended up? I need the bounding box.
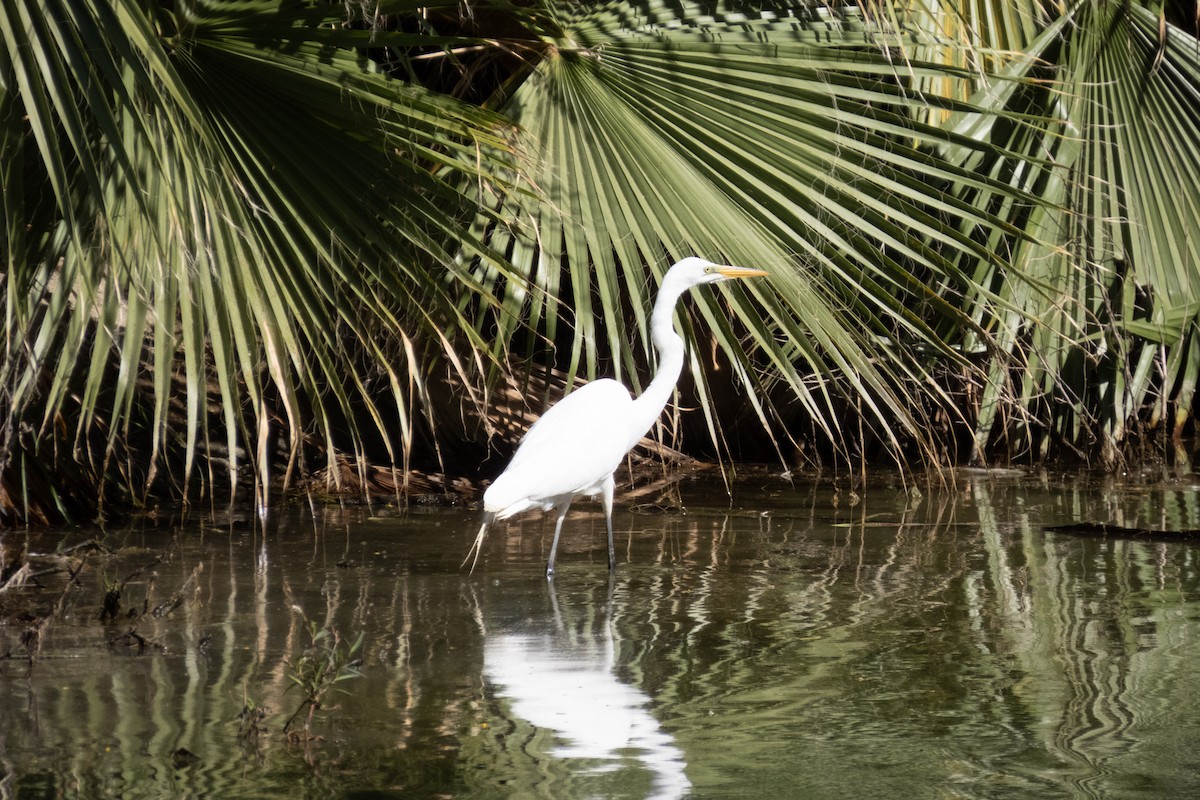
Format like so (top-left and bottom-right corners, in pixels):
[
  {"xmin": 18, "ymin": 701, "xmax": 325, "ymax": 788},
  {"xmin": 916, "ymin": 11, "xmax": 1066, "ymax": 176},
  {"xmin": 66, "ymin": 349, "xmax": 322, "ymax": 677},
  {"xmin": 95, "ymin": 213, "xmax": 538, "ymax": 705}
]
[
  {"xmin": 506, "ymin": 379, "xmax": 634, "ymax": 471},
  {"xmin": 486, "ymin": 379, "xmax": 635, "ymax": 514}
]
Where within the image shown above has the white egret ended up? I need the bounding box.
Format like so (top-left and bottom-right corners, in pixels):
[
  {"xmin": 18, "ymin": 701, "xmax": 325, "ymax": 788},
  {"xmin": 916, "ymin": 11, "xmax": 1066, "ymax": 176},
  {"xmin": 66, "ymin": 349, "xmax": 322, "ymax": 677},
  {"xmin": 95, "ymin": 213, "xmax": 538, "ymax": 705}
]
[{"xmin": 466, "ymin": 257, "xmax": 768, "ymax": 578}]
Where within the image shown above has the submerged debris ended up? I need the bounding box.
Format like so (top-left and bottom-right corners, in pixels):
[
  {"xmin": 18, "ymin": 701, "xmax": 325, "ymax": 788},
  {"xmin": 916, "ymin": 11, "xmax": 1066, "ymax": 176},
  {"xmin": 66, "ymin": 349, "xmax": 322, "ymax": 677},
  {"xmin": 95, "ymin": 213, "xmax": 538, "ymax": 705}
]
[
  {"xmin": 1046, "ymin": 522, "xmax": 1200, "ymax": 542},
  {"xmin": 107, "ymin": 628, "xmax": 166, "ymax": 655}
]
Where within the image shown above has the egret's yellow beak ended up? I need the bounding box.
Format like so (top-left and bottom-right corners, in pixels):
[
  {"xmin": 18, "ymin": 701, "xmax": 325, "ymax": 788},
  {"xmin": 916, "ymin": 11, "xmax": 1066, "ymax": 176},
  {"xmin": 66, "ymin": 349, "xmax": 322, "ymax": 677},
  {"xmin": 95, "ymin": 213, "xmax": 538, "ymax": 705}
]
[{"xmin": 716, "ymin": 265, "xmax": 770, "ymax": 279}]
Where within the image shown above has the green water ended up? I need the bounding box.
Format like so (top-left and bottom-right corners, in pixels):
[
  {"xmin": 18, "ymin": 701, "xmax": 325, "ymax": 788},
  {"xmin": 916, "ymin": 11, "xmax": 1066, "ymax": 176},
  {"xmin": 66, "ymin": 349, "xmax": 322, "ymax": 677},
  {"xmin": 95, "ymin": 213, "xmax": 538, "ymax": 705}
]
[{"xmin": 2, "ymin": 471, "xmax": 1200, "ymax": 798}]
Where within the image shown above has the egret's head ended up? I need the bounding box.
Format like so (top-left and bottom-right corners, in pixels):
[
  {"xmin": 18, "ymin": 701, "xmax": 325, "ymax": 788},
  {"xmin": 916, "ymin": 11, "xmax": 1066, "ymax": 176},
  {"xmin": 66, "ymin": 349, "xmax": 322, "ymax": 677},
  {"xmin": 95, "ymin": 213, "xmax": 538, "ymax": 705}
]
[{"xmin": 668, "ymin": 256, "xmax": 770, "ymax": 287}]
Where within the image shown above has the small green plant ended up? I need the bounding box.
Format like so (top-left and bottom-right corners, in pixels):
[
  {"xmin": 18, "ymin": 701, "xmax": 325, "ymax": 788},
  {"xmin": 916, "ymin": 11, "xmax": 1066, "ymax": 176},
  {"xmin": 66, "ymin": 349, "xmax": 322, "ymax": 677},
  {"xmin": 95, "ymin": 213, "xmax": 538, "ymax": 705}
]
[
  {"xmin": 281, "ymin": 610, "xmax": 364, "ymax": 742},
  {"xmin": 237, "ymin": 684, "xmax": 270, "ymax": 747}
]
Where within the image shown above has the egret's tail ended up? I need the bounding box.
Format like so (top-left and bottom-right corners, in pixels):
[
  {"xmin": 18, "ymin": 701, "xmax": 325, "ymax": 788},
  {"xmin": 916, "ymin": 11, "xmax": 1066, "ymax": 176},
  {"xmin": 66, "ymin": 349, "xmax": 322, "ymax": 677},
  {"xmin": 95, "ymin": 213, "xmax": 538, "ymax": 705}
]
[{"xmin": 463, "ymin": 514, "xmax": 495, "ymax": 573}]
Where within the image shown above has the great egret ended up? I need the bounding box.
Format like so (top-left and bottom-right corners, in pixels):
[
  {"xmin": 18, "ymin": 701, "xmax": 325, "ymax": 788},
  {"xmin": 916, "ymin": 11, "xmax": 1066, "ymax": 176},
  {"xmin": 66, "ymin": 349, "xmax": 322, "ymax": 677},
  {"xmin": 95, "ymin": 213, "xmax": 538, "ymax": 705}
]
[{"xmin": 466, "ymin": 257, "xmax": 768, "ymax": 578}]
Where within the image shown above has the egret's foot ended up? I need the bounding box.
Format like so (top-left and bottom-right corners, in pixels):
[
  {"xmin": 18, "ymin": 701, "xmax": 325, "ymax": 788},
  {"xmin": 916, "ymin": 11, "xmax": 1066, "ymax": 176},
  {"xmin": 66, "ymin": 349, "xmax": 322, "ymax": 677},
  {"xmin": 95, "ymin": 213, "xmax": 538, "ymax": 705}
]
[{"xmin": 545, "ymin": 564, "xmax": 556, "ymax": 581}]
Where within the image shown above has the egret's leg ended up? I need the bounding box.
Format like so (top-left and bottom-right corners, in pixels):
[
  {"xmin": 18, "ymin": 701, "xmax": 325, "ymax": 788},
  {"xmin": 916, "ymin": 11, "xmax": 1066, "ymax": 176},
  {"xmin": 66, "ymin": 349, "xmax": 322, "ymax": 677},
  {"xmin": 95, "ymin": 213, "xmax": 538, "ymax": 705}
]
[
  {"xmin": 546, "ymin": 501, "xmax": 572, "ymax": 580},
  {"xmin": 602, "ymin": 474, "xmax": 616, "ymax": 572},
  {"xmin": 463, "ymin": 513, "xmax": 495, "ymax": 573}
]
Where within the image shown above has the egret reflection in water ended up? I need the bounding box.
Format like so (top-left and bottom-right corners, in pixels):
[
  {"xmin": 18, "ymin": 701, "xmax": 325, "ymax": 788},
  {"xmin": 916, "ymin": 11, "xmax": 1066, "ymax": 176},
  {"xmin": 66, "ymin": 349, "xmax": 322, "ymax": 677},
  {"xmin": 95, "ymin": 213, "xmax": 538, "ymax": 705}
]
[{"xmin": 483, "ymin": 579, "xmax": 690, "ymax": 799}]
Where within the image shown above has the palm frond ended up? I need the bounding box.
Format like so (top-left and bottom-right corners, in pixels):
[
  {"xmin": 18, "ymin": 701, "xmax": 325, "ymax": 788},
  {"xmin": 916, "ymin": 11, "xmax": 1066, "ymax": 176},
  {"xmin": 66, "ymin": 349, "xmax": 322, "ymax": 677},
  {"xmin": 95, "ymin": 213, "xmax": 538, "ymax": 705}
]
[
  {"xmin": 0, "ymin": 0, "xmax": 518, "ymax": 513},
  {"xmin": 469, "ymin": 1, "xmax": 1046, "ymax": 465},
  {"xmin": 939, "ymin": 1, "xmax": 1200, "ymax": 464}
]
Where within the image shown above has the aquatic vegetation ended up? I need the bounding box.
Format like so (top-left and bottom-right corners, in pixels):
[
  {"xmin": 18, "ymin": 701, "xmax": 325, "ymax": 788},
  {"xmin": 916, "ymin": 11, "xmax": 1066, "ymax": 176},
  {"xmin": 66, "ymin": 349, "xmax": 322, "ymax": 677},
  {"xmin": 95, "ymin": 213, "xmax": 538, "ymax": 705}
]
[{"xmin": 281, "ymin": 586, "xmax": 365, "ymax": 742}]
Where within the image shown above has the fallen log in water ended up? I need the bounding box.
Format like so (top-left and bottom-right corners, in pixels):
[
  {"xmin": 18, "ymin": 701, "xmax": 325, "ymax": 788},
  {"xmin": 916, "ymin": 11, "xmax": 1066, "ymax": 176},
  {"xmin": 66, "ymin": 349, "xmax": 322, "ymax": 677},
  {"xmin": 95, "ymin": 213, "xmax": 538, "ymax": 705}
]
[{"xmin": 1045, "ymin": 523, "xmax": 1200, "ymax": 542}]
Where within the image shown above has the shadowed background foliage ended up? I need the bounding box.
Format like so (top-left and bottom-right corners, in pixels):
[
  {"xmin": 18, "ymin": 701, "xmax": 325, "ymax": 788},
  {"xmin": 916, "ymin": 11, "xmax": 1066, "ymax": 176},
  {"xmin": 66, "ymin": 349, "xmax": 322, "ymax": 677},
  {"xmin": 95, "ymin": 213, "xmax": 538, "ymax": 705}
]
[{"xmin": 3, "ymin": 0, "xmax": 1200, "ymax": 524}]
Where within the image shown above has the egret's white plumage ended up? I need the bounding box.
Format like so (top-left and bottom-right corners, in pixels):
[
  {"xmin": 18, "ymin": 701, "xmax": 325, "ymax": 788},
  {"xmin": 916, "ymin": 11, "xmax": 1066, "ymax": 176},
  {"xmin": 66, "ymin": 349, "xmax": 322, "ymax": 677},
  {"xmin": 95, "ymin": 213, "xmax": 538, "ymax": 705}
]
[{"xmin": 466, "ymin": 257, "xmax": 768, "ymax": 578}]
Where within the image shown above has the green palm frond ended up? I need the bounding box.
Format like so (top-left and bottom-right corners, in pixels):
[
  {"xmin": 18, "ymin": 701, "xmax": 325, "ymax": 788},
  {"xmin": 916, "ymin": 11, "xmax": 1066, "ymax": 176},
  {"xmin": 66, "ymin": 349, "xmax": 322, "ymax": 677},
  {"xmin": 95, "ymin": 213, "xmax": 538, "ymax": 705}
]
[
  {"xmin": 935, "ymin": 1, "xmax": 1200, "ymax": 464},
  {"xmin": 1, "ymin": 0, "xmax": 518, "ymax": 512},
  {"xmin": 468, "ymin": 1, "xmax": 1045, "ymax": 464}
]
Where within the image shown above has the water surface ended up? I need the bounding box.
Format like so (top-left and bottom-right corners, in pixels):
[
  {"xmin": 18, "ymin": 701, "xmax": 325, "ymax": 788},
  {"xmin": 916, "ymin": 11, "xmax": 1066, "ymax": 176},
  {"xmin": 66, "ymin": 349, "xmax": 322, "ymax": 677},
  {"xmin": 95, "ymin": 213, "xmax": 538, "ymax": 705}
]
[{"xmin": 2, "ymin": 471, "xmax": 1200, "ymax": 798}]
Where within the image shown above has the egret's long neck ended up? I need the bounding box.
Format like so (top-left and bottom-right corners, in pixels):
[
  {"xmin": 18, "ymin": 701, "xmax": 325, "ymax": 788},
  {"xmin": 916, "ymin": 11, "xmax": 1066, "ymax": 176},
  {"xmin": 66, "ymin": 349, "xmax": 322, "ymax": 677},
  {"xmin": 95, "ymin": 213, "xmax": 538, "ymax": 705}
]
[{"xmin": 627, "ymin": 279, "xmax": 690, "ymax": 447}]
